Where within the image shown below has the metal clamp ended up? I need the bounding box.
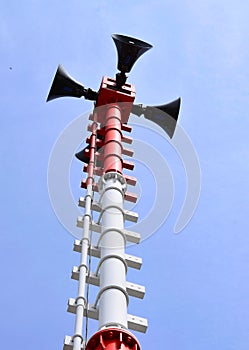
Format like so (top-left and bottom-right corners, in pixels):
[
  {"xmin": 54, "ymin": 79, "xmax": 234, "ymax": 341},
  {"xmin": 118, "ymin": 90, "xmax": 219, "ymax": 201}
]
[
  {"xmin": 72, "ymin": 333, "xmax": 84, "ymax": 344},
  {"xmin": 95, "ymin": 254, "xmax": 128, "ymax": 275},
  {"xmin": 97, "ymin": 205, "xmax": 124, "ymax": 224},
  {"xmin": 78, "ymin": 264, "xmax": 89, "ymax": 275},
  {"xmin": 84, "ymin": 194, "xmax": 93, "ymax": 202},
  {"xmin": 97, "ymin": 227, "xmax": 126, "ymax": 247},
  {"xmin": 93, "ymin": 285, "xmax": 129, "ymax": 308},
  {"xmin": 103, "ymin": 152, "xmax": 123, "ymax": 162},
  {"xmin": 75, "ymin": 296, "xmax": 87, "ymax": 308},
  {"xmin": 82, "ymin": 213, "xmax": 92, "ymax": 223},
  {"xmin": 80, "ymin": 237, "xmax": 90, "ymax": 245},
  {"xmin": 86, "ymin": 175, "xmax": 94, "ymax": 182},
  {"xmin": 104, "ymin": 139, "xmax": 123, "ymax": 150},
  {"xmin": 105, "ymin": 111, "xmax": 122, "ymax": 125},
  {"xmin": 100, "ymin": 185, "xmax": 125, "ymax": 199},
  {"xmin": 105, "ymin": 114, "xmax": 122, "ymax": 125}
]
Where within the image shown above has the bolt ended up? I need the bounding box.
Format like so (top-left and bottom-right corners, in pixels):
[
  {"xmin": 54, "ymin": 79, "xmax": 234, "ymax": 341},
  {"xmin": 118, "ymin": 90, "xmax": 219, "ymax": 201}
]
[
  {"xmin": 127, "ymin": 336, "xmax": 132, "ymax": 344},
  {"xmin": 108, "ymin": 331, "xmax": 114, "ymax": 339}
]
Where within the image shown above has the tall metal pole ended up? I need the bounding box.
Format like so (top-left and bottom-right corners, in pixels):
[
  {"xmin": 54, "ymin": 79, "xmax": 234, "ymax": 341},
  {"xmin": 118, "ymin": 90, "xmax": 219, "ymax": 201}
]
[
  {"xmin": 46, "ymin": 33, "xmax": 181, "ymax": 350},
  {"xmin": 84, "ymin": 81, "xmax": 143, "ymax": 349}
]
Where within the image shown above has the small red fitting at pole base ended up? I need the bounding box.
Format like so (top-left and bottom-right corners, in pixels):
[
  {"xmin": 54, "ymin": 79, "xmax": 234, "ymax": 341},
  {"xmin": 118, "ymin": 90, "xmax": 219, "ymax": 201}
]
[{"xmin": 85, "ymin": 328, "xmax": 140, "ymax": 350}]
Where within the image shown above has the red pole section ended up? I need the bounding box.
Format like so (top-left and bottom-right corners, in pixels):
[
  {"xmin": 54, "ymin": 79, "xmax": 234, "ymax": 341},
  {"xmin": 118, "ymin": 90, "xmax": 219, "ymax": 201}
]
[
  {"xmin": 86, "ymin": 120, "xmax": 98, "ymax": 185},
  {"xmin": 103, "ymin": 104, "xmax": 123, "ymax": 174}
]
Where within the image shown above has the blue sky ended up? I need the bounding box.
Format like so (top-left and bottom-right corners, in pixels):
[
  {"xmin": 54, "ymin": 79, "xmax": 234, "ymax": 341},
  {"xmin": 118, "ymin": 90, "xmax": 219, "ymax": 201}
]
[{"xmin": 1, "ymin": 1, "xmax": 249, "ymax": 349}]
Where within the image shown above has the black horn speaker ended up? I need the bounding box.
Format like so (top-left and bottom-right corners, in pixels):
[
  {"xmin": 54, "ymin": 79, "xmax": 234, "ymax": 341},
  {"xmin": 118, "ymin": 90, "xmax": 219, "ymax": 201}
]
[
  {"xmin": 132, "ymin": 98, "xmax": 181, "ymax": 138},
  {"xmin": 75, "ymin": 145, "xmax": 102, "ymax": 167},
  {"xmin": 112, "ymin": 34, "xmax": 152, "ymax": 74},
  {"xmin": 75, "ymin": 146, "xmax": 90, "ymax": 164},
  {"xmin": 46, "ymin": 65, "xmax": 86, "ymax": 102}
]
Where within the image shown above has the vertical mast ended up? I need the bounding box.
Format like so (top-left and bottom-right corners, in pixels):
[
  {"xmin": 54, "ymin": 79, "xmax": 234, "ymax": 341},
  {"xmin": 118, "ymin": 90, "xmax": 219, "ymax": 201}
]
[
  {"xmin": 46, "ymin": 33, "xmax": 183, "ymax": 350},
  {"xmin": 84, "ymin": 81, "xmax": 143, "ymax": 349}
]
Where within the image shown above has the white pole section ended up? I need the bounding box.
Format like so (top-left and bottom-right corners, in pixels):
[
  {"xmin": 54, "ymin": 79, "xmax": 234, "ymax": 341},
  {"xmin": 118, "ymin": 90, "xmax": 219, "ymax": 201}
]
[
  {"xmin": 97, "ymin": 104, "xmax": 128, "ymax": 330},
  {"xmin": 98, "ymin": 172, "xmax": 128, "ymax": 329}
]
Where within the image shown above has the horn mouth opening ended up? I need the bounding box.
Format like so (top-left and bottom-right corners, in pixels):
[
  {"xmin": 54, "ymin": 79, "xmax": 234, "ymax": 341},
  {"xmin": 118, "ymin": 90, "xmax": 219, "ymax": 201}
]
[
  {"xmin": 112, "ymin": 34, "xmax": 153, "ymax": 50},
  {"xmin": 112, "ymin": 34, "xmax": 153, "ymax": 74}
]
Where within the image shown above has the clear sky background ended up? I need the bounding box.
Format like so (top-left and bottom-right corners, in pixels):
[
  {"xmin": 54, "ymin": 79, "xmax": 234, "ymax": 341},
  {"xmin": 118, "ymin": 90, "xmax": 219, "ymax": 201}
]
[{"xmin": 1, "ymin": 1, "xmax": 249, "ymax": 349}]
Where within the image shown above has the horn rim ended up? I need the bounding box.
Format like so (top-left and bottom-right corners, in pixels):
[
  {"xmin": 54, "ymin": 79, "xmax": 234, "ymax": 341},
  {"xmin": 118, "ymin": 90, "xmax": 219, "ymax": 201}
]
[
  {"xmin": 112, "ymin": 34, "xmax": 153, "ymax": 50},
  {"xmin": 112, "ymin": 33, "xmax": 153, "ymax": 74}
]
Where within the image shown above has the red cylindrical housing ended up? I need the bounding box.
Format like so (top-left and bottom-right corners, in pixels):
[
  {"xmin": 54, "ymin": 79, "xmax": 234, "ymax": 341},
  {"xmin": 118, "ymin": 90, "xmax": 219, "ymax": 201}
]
[
  {"xmin": 103, "ymin": 104, "xmax": 123, "ymax": 174},
  {"xmin": 85, "ymin": 328, "xmax": 140, "ymax": 350}
]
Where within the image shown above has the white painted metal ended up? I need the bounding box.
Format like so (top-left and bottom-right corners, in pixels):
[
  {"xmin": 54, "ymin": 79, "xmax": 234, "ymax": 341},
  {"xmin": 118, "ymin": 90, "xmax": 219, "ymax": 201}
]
[
  {"xmin": 76, "ymin": 219, "xmax": 140, "ymax": 243},
  {"xmin": 67, "ymin": 298, "xmax": 148, "ymax": 333},
  {"xmin": 64, "ymin": 336, "xmax": 84, "ymax": 350},
  {"xmin": 78, "ymin": 197, "xmax": 139, "ymax": 222},
  {"xmin": 72, "ymin": 183, "xmax": 92, "ymax": 350},
  {"xmin": 73, "ymin": 240, "xmax": 143, "ymax": 269},
  {"xmin": 71, "ymin": 268, "xmax": 145, "ymax": 299},
  {"xmin": 97, "ymin": 172, "xmax": 128, "ymax": 329}
]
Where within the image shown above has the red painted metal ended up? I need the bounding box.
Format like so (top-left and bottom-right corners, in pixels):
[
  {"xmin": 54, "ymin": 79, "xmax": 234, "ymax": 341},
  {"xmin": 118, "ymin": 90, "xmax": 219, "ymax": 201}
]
[
  {"xmin": 123, "ymin": 174, "xmax": 137, "ymax": 186},
  {"xmin": 124, "ymin": 192, "xmax": 138, "ymax": 203},
  {"xmin": 81, "ymin": 179, "xmax": 98, "ymax": 192},
  {"xmin": 86, "ymin": 137, "xmax": 133, "ymax": 157},
  {"xmin": 121, "ymin": 124, "xmax": 132, "ymax": 132},
  {"xmin": 86, "ymin": 78, "xmax": 135, "ymax": 175},
  {"xmin": 88, "ymin": 123, "xmax": 132, "ymax": 134},
  {"xmin": 95, "ymin": 76, "xmax": 135, "ymax": 123},
  {"xmin": 122, "ymin": 147, "xmax": 134, "ymax": 157},
  {"xmin": 122, "ymin": 135, "xmax": 133, "ymax": 144},
  {"xmin": 83, "ymin": 165, "xmax": 103, "ymax": 177},
  {"xmin": 85, "ymin": 328, "xmax": 140, "ymax": 350},
  {"xmin": 86, "ymin": 122, "xmax": 98, "ymax": 186},
  {"xmin": 122, "ymin": 160, "xmax": 134, "ymax": 170},
  {"xmin": 86, "ymin": 136, "xmax": 104, "ymax": 149},
  {"xmin": 103, "ymin": 104, "xmax": 123, "ymax": 174},
  {"xmin": 84, "ymin": 149, "xmax": 103, "ymax": 164}
]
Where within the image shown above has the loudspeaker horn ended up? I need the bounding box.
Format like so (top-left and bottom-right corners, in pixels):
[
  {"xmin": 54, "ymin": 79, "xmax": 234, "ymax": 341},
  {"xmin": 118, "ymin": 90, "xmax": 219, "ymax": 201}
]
[
  {"xmin": 75, "ymin": 145, "xmax": 102, "ymax": 167},
  {"xmin": 132, "ymin": 98, "xmax": 181, "ymax": 138},
  {"xmin": 46, "ymin": 65, "xmax": 92, "ymax": 102},
  {"xmin": 75, "ymin": 146, "xmax": 90, "ymax": 164},
  {"xmin": 112, "ymin": 34, "xmax": 152, "ymax": 74}
]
